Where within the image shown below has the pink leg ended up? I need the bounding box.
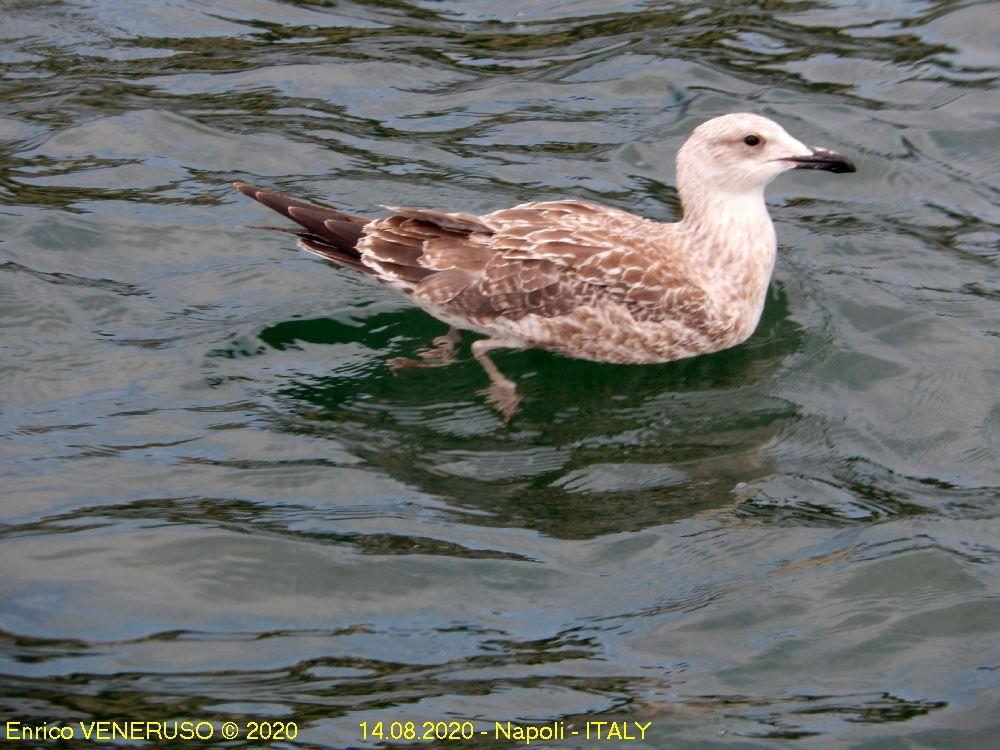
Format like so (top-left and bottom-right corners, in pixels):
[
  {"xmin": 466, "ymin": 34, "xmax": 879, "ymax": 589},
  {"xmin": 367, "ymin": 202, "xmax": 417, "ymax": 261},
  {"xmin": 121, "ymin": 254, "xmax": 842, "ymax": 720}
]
[
  {"xmin": 387, "ymin": 328, "xmax": 463, "ymax": 373},
  {"xmin": 420, "ymin": 327, "xmax": 463, "ymax": 362},
  {"xmin": 471, "ymin": 338, "xmax": 525, "ymax": 422}
]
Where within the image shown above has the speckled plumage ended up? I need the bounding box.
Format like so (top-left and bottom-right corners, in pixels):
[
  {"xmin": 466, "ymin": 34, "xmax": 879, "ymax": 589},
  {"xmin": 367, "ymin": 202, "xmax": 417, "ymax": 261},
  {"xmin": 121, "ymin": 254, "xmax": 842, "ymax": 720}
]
[{"xmin": 235, "ymin": 113, "xmax": 854, "ymax": 417}]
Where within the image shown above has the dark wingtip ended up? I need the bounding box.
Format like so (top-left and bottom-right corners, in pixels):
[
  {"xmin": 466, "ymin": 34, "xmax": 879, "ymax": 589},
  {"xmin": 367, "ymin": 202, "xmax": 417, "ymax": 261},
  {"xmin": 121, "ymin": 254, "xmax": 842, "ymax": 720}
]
[
  {"xmin": 787, "ymin": 148, "xmax": 856, "ymax": 174},
  {"xmin": 234, "ymin": 181, "xmax": 259, "ymax": 198},
  {"xmin": 233, "ymin": 182, "xmax": 370, "ymax": 229}
]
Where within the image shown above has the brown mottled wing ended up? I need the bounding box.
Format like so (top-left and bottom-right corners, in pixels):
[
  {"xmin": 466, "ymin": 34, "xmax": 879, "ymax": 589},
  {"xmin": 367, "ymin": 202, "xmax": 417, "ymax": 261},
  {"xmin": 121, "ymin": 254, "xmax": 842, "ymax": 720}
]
[
  {"xmin": 362, "ymin": 200, "xmax": 708, "ymax": 328},
  {"xmin": 357, "ymin": 208, "xmax": 494, "ymax": 293},
  {"xmin": 469, "ymin": 200, "xmax": 710, "ymax": 324}
]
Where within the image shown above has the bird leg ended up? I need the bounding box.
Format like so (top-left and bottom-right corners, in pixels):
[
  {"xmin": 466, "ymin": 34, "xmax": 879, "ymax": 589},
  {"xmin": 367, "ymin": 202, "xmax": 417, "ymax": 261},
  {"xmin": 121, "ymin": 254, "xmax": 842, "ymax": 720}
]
[
  {"xmin": 420, "ymin": 327, "xmax": 463, "ymax": 362},
  {"xmin": 387, "ymin": 328, "xmax": 462, "ymax": 373},
  {"xmin": 472, "ymin": 338, "xmax": 525, "ymax": 422}
]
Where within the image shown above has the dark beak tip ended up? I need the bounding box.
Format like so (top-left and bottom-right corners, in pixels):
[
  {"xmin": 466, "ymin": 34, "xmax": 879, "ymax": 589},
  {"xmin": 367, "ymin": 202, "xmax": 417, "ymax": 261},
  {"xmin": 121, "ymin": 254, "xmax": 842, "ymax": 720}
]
[
  {"xmin": 832, "ymin": 158, "xmax": 857, "ymax": 174},
  {"xmin": 789, "ymin": 149, "xmax": 857, "ymax": 174},
  {"xmin": 828, "ymin": 159, "xmax": 856, "ymax": 174}
]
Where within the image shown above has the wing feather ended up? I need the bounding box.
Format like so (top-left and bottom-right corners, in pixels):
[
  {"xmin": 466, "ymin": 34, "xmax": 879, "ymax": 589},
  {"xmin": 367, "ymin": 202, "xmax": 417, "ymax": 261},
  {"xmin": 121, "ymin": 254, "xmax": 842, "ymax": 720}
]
[
  {"xmin": 380, "ymin": 206, "xmax": 491, "ymax": 234},
  {"xmin": 359, "ymin": 200, "xmax": 712, "ymax": 330},
  {"xmin": 237, "ymin": 183, "xmax": 718, "ymax": 347},
  {"xmin": 467, "ymin": 201, "xmax": 711, "ymax": 327}
]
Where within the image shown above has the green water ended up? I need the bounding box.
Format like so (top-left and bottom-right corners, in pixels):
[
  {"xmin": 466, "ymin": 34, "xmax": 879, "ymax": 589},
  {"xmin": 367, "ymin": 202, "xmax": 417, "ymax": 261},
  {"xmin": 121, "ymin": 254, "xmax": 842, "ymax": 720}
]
[{"xmin": 1, "ymin": 1, "xmax": 998, "ymax": 748}]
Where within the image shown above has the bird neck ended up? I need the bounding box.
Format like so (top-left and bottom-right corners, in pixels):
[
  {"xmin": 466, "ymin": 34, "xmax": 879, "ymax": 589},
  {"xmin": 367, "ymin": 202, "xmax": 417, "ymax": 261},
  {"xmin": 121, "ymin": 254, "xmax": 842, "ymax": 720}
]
[
  {"xmin": 675, "ymin": 185, "xmax": 777, "ymax": 271},
  {"xmin": 672, "ymin": 185, "xmax": 778, "ymax": 338},
  {"xmin": 678, "ymin": 182, "xmax": 767, "ymax": 232}
]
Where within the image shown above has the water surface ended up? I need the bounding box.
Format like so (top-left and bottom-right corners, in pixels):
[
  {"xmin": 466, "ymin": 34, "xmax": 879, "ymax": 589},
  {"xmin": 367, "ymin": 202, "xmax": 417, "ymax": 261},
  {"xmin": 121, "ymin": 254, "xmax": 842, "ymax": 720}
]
[{"xmin": 1, "ymin": 1, "xmax": 998, "ymax": 748}]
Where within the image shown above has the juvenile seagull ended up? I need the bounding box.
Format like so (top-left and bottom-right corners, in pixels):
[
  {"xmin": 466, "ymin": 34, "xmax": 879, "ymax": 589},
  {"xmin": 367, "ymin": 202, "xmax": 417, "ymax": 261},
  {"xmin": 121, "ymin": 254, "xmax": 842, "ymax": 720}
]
[{"xmin": 235, "ymin": 113, "xmax": 854, "ymax": 418}]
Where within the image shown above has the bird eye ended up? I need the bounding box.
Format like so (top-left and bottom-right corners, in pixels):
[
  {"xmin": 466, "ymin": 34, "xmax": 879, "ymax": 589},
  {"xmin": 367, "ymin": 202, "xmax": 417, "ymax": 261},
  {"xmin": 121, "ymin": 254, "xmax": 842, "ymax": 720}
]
[{"xmin": 744, "ymin": 134, "xmax": 761, "ymax": 147}]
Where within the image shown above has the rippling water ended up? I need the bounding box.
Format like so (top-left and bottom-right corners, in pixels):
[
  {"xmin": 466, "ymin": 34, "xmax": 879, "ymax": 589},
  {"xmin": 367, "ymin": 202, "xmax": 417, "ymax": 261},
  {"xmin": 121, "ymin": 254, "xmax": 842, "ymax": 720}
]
[{"xmin": 1, "ymin": 1, "xmax": 998, "ymax": 747}]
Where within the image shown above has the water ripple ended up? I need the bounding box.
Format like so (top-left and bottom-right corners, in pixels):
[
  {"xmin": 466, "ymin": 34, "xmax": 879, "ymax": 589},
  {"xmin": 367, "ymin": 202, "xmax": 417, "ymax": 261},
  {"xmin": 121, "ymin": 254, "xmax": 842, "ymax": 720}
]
[{"xmin": 1, "ymin": 1, "xmax": 997, "ymax": 747}]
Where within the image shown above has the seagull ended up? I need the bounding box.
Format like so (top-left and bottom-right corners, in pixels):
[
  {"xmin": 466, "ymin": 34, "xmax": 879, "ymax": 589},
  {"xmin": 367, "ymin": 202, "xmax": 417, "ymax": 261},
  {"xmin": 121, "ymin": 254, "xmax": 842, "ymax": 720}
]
[{"xmin": 234, "ymin": 113, "xmax": 854, "ymax": 419}]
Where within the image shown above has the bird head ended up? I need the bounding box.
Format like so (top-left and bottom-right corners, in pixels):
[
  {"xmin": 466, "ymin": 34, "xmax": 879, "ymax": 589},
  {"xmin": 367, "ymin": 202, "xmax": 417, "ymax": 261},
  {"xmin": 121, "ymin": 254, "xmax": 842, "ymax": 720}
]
[{"xmin": 676, "ymin": 113, "xmax": 855, "ymax": 200}]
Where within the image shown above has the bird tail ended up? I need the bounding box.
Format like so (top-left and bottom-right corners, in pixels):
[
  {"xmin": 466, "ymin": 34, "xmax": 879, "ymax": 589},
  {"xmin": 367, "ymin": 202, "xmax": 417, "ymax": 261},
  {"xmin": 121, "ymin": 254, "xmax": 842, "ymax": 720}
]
[{"xmin": 233, "ymin": 182, "xmax": 371, "ymax": 273}]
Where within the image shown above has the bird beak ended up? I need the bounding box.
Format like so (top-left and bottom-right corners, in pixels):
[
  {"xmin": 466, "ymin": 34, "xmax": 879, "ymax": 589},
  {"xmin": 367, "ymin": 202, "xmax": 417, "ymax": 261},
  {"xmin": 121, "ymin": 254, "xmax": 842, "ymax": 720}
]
[{"xmin": 784, "ymin": 147, "xmax": 856, "ymax": 174}]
